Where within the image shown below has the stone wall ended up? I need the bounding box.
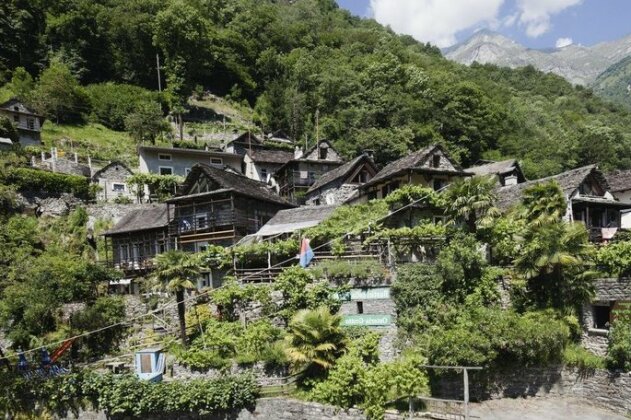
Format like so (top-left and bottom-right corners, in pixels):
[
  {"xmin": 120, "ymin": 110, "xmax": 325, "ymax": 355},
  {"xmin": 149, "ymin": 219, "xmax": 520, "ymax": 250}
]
[
  {"xmin": 432, "ymin": 366, "xmax": 631, "ymax": 416},
  {"xmin": 170, "ymin": 361, "xmax": 288, "ymax": 386},
  {"xmin": 593, "ymin": 277, "xmax": 631, "ymax": 300}
]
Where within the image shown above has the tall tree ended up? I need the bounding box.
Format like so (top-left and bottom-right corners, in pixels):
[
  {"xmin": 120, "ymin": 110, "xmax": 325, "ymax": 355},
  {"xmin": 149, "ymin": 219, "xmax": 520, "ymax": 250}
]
[
  {"xmin": 32, "ymin": 59, "xmax": 89, "ymax": 123},
  {"xmin": 152, "ymin": 251, "xmax": 202, "ymax": 347},
  {"xmin": 443, "ymin": 175, "xmax": 499, "ymax": 234}
]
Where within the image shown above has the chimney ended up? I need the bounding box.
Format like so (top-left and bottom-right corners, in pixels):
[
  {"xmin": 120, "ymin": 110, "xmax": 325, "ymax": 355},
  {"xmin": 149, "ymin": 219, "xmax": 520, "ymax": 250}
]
[
  {"xmin": 504, "ymin": 175, "xmax": 518, "ymax": 186},
  {"xmin": 294, "ymin": 146, "xmax": 303, "ymax": 160},
  {"xmin": 363, "ymin": 149, "xmax": 374, "ymax": 159}
]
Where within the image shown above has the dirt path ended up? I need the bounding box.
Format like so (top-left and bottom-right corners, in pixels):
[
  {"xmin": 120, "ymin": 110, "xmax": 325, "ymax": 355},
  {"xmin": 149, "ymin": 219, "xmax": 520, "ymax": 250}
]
[{"xmin": 469, "ymin": 397, "xmax": 626, "ymax": 419}]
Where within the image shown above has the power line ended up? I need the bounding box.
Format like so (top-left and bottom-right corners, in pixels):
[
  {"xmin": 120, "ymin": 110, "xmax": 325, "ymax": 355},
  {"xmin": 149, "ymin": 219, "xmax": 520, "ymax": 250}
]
[{"xmin": 16, "ymin": 185, "xmax": 448, "ymax": 357}]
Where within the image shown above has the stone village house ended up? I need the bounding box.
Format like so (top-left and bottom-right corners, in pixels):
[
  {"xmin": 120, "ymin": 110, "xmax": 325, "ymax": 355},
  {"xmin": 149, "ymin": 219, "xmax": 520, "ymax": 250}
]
[
  {"xmin": 91, "ymin": 161, "xmax": 135, "ymax": 203},
  {"xmin": 304, "ymin": 153, "xmax": 378, "ymax": 205},
  {"xmin": 466, "ymin": 159, "xmax": 527, "ymax": 187},
  {"xmin": 138, "ymin": 145, "xmax": 242, "ymax": 177},
  {"xmin": 274, "ymin": 140, "xmax": 345, "ymax": 204},
  {"xmin": 0, "ymin": 98, "xmax": 45, "ymax": 147}
]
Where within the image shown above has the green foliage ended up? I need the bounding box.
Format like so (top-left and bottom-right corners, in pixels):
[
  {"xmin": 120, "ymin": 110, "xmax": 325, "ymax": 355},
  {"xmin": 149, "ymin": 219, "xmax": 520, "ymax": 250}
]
[
  {"xmin": 211, "ymin": 278, "xmax": 272, "ymax": 322},
  {"xmin": 0, "ymin": 116, "xmax": 19, "ymax": 142},
  {"xmin": 127, "ymin": 172, "xmax": 182, "ymax": 202},
  {"xmin": 7, "ymin": 167, "xmax": 93, "ymax": 199},
  {"xmin": 124, "ymin": 101, "xmax": 170, "ymax": 144},
  {"xmin": 85, "ymin": 82, "xmax": 161, "ymax": 131},
  {"xmin": 32, "ymin": 59, "xmax": 90, "ymax": 124},
  {"xmin": 426, "ymin": 308, "xmax": 570, "ymax": 368},
  {"xmin": 70, "ymin": 296, "xmax": 127, "ymax": 360},
  {"xmin": 436, "ymin": 234, "xmax": 487, "ymax": 302},
  {"xmin": 595, "ymin": 241, "xmax": 631, "ymax": 277},
  {"xmin": 384, "ymin": 185, "xmax": 439, "ymax": 210},
  {"xmin": 284, "ymin": 306, "xmax": 347, "ymax": 374},
  {"xmin": 607, "ymin": 302, "xmax": 631, "ymax": 371},
  {"xmin": 391, "ymin": 263, "xmax": 444, "ymax": 332},
  {"xmin": 230, "ymin": 238, "xmax": 299, "ymax": 267},
  {"xmin": 273, "ymin": 266, "xmax": 345, "ymax": 321},
  {"xmin": 305, "ymin": 200, "xmax": 389, "ymax": 244},
  {"xmin": 0, "ymin": 371, "xmax": 258, "ymax": 417},
  {"xmin": 442, "ymin": 175, "xmax": 500, "ymax": 234},
  {"xmin": 563, "ymin": 343, "xmax": 606, "ymax": 371},
  {"xmin": 310, "ymin": 259, "xmax": 387, "ymax": 280},
  {"xmin": 366, "ymin": 222, "xmax": 447, "ymax": 244}
]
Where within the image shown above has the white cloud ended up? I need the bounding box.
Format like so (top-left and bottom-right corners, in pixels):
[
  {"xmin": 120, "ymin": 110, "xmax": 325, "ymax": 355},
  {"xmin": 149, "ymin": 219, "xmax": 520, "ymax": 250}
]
[
  {"xmin": 515, "ymin": 0, "xmax": 582, "ymax": 37},
  {"xmin": 555, "ymin": 37, "xmax": 573, "ymax": 48},
  {"xmin": 369, "ymin": 0, "xmax": 504, "ymax": 48}
]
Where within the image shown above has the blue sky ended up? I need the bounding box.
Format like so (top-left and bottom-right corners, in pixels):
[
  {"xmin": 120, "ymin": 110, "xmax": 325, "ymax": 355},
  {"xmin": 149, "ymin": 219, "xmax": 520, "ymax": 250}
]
[{"xmin": 336, "ymin": 0, "xmax": 631, "ymax": 49}]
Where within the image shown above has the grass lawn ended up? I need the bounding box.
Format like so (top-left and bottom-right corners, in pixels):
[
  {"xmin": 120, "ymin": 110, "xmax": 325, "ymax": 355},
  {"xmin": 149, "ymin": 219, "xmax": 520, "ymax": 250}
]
[{"xmin": 41, "ymin": 122, "xmax": 140, "ymax": 168}]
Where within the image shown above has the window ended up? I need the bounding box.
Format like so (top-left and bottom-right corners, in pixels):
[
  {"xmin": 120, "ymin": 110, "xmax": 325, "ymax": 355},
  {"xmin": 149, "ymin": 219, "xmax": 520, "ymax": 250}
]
[
  {"xmin": 112, "ymin": 183, "xmax": 125, "ymax": 192},
  {"xmin": 197, "ymin": 215, "xmax": 208, "ymax": 229},
  {"xmin": 261, "ymin": 168, "xmax": 268, "ymax": 180},
  {"xmin": 158, "ymin": 154, "xmax": 171, "ymax": 161},
  {"xmin": 432, "ymin": 155, "xmax": 441, "ymax": 168},
  {"xmin": 356, "ymin": 301, "xmax": 364, "ymax": 314},
  {"xmin": 592, "ymin": 304, "xmax": 611, "ymax": 329},
  {"xmin": 433, "ymin": 178, "xmax": 446, "ymax": 191},
  {"xmin": 185, "ymin": 168, "xmax": 192, "ymax": 176},
  {"xmin": 13, "ymin": 114, "xmax": 19, "ymax": 123},
  {"xmin": 159, "ymin": 167, "xmax": 173, "ymax": 176},
  {"xmin": 26, "ymin": 118, "xmax": 34, "ymax": 130},
  {"xmin": 119, "ymin": 244, "xmax": 129, "ymax": 262},
  {"xmin": 308, "ymin": 171, "xmax": 316, "ymax": 181},
  {"xmin": 319, "ymin": 147, "xmax": 328, "ymax": 160},
  {"xmin": 210, "ymin": 158, "xmax": 223, "ymax": 165}
]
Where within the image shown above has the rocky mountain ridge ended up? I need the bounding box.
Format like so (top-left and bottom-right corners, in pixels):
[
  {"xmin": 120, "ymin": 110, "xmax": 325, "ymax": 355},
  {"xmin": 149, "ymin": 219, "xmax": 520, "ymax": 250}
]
[{"xmin": 444, "ymin": 29, "xmax": 631, "ymax": 86}]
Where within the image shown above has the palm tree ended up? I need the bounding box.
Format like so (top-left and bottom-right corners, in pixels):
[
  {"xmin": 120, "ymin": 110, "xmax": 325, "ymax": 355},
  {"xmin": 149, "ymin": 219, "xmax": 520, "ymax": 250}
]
[
  {"xmin": 515, "ymin": 220, "xmax": 596, "ymax": 308},
  {"xmin": 153, "ymin": 250, "xmax": 202, "ymax": 347},
  {"xmin": 284, "ymin": 306, "xmax": 347, "ymax": 375},
  {"xmin": 443, "ymin": 175, "xmax": 499, "ymax": 234},
  {"xmin": 520, "ymin": 181, "xmax": 567, "ymax": 226}
]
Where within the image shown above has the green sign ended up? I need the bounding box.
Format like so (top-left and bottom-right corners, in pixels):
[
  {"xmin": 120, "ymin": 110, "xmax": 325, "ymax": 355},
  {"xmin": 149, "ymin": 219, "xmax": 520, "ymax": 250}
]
[
  {"xmin": 341, "ymin": 314, "xmax": 392, "ymax": 327},
  {"xmin": 337, "ymin": 287, "xmax": 391, "ymax": 301}
]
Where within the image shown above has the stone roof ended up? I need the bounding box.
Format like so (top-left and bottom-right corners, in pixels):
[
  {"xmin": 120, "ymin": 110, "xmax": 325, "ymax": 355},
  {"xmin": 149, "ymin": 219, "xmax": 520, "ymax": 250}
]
[
  {"xmin": 496, "ymin": 165, "xmax": 608, "ymax": 210},
  {"xmin": 0, "ymin": 98, "xmax": 42, "ymax": 117},
  {"xmin": 606, "ymin": 169, "xmax": 631, "ymax": 193},
  {"xmin": 361, "ymin": 144, "xmax": 464, "ymax": 189},
  {"xmin": 176, "ymin": 163, "xmax": 294, "ymax": 207},
  {"xmin": 246, "ymin": 149, "xmax": 293, "ymax": 164},
  {"xmin": 468, "ymin": 159, "xmax": 520, "ymax": 177},
  {"xmin": 307, "ymin": 154, "xmax": 377, "ymax": 194},
  {"xmin": 104, "ymin": 204, "xmax": 169, "ymax": 236},
  {"xmin": 91, "ymin": 161, "xmax": 134, "ymax": 181},
  {"xmin": 256, "ymin": 205, "xmax": 339, "ymax": 236}
]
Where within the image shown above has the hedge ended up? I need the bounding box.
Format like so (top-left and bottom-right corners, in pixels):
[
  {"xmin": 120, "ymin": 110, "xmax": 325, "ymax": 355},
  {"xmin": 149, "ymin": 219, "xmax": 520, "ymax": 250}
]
[{"xmin": 7, "ymin": 167, "xmax": 93, "ymax": 200}]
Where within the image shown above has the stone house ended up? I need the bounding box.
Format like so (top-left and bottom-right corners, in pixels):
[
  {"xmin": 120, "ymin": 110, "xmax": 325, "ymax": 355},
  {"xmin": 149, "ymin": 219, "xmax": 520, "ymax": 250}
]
[
  {"xmin": 606, "ymin": 169, "xmax": 631, "ymax": 229},
  {"xmin": 243, "ymin": 149, "xmax": 293, "ymax": 183},
  {"xmin": 467, "ymin": 159, "xmax": 526, "ymax": 186},
  {"xmin": 103, "ymin": 204, "xmax": 174, "ymax": 293},
  {"xmin": 274, "ymin": 140, "xmax": 345, "ymax": 204},
  {"xmin": 138, "ymin": 145, "xmax": 242, "ymax": 177},
  {"xmin": 581, "ymin": 278, "xmax": 631, "ymax": 356},
  {"xmin": 354, "ymin": 144, "xmax": 471, "ymax": 203},
  {"xmin": 91, "ymin": 161, "xmax": 135, "ymax": 202},
  {"xmin": 0, "ymin": 98, "xmax": 45, "ymax": 147},
  {"xmin": 496, "ymin": 165, "xmax": 631, "ymax": 242},
  {"xmin": 166, "ymin": 163, "xmax": 295, "ymax": 252},
  {"xmin": 222, "ymin": 132, "xmax": 264, "ymax": 155},
  {"xmin": 304, "ymin": 153, "xmax": 378, "ymax": 205}
]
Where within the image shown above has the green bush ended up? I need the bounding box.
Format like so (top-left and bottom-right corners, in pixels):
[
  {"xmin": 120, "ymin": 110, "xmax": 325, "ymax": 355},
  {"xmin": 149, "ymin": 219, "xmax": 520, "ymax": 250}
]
[
  {"xmin": 595, "ymin": 241, "xmax": 631, "ymax": 277},
  {"xmin": 607, "ymin": 302, "xmax": 631, "ymax": 371},
  {"xmin": 7, "ymin": 167, "xmax": 92, "ymax": 200},
  {"xmin": 86, "ymin": 83, "xmax": 161, "ymax": 131},
  {"xmin": 563, "ymin": 343, "xmax": 606, "ymax": 371},
  {"xmin": 310, "ymin": 259, "xmax": 387, "ymax": 280}
]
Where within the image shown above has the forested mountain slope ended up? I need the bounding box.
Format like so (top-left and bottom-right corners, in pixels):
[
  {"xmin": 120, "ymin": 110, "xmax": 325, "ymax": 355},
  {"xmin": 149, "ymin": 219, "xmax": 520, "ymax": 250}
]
[
  {"xmin": 593, "ymin": 56, "xmax": 631, "ymax": 110},
  {"xmin": 3, "ymin": 0, "xmax": 631, "ymax": 178}
]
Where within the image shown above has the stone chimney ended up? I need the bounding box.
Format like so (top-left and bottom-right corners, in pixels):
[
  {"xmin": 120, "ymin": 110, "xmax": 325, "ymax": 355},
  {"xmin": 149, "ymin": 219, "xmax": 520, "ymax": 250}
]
[
  {"xmin": 504, "ymin": 175, "xmax": 518, "ymax": 186},
  {"xmin": 294, "ymin": 146, "xmax": 303, "ymax": 159},
  {"xmin": 363, "ymin": 149, "xmax": 375, "ymax": 159}
]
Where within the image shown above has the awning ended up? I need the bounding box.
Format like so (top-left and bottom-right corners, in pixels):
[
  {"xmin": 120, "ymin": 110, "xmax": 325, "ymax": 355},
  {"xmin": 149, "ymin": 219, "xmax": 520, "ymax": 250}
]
[{"xmin": 256, "ymin": 220, "xmax": 323, "ymax": 237}]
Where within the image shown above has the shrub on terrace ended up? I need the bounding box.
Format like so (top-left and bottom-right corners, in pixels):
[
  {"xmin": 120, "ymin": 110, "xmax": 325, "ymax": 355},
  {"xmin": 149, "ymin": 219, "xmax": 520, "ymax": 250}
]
[
  {"xmin": 595, "ymin": 240, "xmax": 631, "ymax": 277},
  {"xmin": 607, "ymin": 302, "xmax": 631, "ymax": 371},
  {"xmin": 7, "ymin": 167, "xmax": 93, "ymax": 200}
]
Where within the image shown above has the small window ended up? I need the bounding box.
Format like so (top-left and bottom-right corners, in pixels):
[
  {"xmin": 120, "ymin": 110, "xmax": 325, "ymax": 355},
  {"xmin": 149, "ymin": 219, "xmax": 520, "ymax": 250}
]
[
  {"xmin": 210, "ymin": 158, "xmax": 223, "ymax": 165},
  {"xmin": 432, "ymin": 155, "xmax": 441, "ymax": 168},
  {"xmin": 112, "ymin": 183, "xmax": 125, "ymax": 192},
  {"xmin": 261, "ymin": 168, "xmax": 268, "ymax": 180},
  {"xmin": 185, "ymin": 168, "xmax": 192, "ymax": 176},
  {"xmin": 158, "ymin": 154, "xmax": 171, "ymax": 161},
  {"xmin": 433, "ymin": 179, "xmax": 446, "ymax": 191},
  {"xmin": 13, "ymin": 114, "xmax": 19, "ymax": 122},
  {"xmin": 197, "ymin": 216, "xmax": 208, "ymax": 229},
  {"xmin": 593, "ymin": 305, "xmax": 611, "ymax": 329},
  {"xmin": 308, "ymin": 171, "xmax": 316, "ymax": 180},
  {"xmin": 159, "ymin": 167, "xmax": 173, "ymax": 176},
  {"xmin": 13, "ymin": 106, "xmax": 19, "ymax": 111},
  {"xmin": 319, "ymin": 147, "xmax": 328, "ymax": 160},
  {"xmin": 26, "ymin": 118, "xmax": 34, "ymax": 130},
  {"xmin": 357, "ymin": 301, "xmax": 364, "ymax": 314}
]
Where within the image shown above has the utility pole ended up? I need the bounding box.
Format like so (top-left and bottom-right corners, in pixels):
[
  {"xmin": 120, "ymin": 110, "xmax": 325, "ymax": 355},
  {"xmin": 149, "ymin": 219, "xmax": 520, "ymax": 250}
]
[
  {"xmin": 156, "ymin": 53, "xmax": 162, "ymax": 92},
  {"xmin": 315, "ymin": 108, "xmax": 320, "ymax": 142}
]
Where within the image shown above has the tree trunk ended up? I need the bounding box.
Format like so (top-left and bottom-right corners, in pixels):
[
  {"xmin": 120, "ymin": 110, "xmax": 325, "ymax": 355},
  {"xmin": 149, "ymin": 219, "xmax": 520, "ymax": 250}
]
[
  {"xmin": 468, "ymin": 213, "xmax": 477, "ymax": 234},
  {"xmin": 0, "ymin": 346, "xmax": 9, "ymax": 370},
  {"xmin": 176, "ymin": 289, "xmax": 188, "ymax": 347}
]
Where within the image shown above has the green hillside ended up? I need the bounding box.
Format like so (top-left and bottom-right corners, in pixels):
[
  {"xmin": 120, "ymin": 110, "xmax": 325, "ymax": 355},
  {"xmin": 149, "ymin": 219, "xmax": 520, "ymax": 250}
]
[
  {"xmin": 3, "ymin": 0, "xmax": 631, "ymax": 178},
  {"xmin": 593, "ymin": 55, "xmax": 631, "ymax": 110}
]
